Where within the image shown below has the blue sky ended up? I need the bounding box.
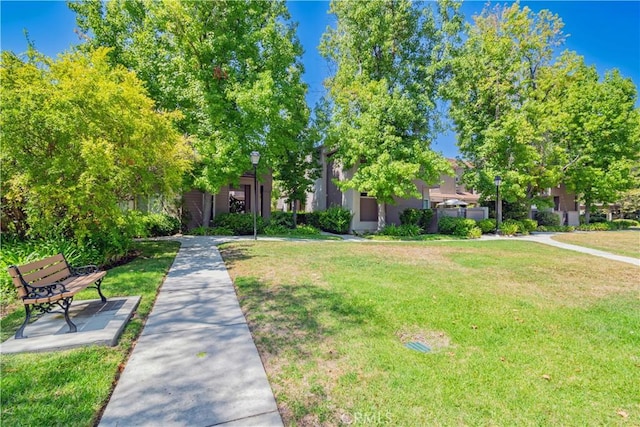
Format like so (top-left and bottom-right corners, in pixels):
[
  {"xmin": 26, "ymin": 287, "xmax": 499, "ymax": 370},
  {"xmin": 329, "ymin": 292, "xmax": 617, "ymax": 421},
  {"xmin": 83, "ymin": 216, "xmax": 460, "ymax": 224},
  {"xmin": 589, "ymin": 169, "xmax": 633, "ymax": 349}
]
[{"xmin": 2, "ymin": 1, "xmax": 638, "ymax": 158}]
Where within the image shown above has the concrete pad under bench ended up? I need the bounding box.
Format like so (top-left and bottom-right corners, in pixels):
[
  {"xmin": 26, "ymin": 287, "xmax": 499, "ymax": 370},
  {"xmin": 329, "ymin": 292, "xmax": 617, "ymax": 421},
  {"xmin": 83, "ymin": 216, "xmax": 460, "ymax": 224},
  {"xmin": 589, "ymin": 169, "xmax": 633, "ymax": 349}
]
[{"xmin": 1, "ymin": 296, "xmax": 140, "ymax": 354}]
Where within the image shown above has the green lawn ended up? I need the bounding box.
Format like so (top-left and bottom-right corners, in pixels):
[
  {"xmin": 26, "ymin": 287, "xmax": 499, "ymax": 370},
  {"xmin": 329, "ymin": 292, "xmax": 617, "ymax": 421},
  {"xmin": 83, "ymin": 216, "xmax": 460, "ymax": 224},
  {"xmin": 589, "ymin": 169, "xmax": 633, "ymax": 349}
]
[
  {"xmin": 0, "ymin": 240, "xmax": 180, "ymax": 427},
  {"xmin": 221, "ymin": 240, "xmax": 640, "ymax": 426},
  {"xmin": 551, "ymin": 230, "xmax": 640, "ymax": 259}
]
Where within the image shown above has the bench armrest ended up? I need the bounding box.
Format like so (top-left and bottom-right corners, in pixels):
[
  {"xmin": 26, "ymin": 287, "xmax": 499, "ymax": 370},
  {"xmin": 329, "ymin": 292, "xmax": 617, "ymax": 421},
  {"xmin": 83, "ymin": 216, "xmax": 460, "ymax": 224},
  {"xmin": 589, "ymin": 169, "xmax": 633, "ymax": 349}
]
[
  {"xmin": 70, "ymin": 265, "xmax": 100, "ymax": 275},
  {"xmin": 24, "ymin": 281, "xmax": 69, "ymax": 300}
]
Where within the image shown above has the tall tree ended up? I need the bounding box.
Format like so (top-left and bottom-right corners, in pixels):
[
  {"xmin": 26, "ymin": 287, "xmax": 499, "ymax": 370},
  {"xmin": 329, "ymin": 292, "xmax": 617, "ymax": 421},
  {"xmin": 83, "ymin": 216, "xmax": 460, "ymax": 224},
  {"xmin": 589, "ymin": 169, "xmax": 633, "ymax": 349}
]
[
  {"xmin": 445, "ymin": 2, "xmax": 567, "ymax": 206},
  {"xmin": 319, "ymin": 0, "xmax": 461, "ymax": 229},
  {"xmin": 70, "ymin": 0, "xmax": 312, "ymax": 200},
  {"xmin": 557, "ymin": 63, "xmax": 640, "ymax": 223},
  {"xmin": 0, "ymin": 48, "xmax": 191, "ymax": 250}
]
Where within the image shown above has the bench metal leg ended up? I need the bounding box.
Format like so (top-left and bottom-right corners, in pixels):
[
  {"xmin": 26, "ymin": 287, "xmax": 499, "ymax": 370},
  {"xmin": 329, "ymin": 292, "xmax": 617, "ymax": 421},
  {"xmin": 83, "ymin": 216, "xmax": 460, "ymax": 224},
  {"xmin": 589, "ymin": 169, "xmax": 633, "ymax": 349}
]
[
  {"xmin": 15, "ymin": 304, "xmax": 32, "ymax": 339},
  {"xmin": 94, "ymin": 278, "xmax": 107, "ymax": 303},
  {"xmin": 58, "ymin": 298, "xmax": 77, "ymax": 333}
]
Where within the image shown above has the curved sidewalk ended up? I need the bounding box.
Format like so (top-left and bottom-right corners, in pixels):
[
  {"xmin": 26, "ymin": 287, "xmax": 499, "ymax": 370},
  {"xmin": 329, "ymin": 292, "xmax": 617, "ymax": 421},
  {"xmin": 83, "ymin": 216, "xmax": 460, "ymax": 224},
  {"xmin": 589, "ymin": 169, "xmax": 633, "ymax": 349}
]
[
  {"xmin": 100, "ymin": 237, "xmax": 282, "ymax": 427},
  {"xmin": 488, "ymin": 232, "xmax": 640, "ymax": 267}
]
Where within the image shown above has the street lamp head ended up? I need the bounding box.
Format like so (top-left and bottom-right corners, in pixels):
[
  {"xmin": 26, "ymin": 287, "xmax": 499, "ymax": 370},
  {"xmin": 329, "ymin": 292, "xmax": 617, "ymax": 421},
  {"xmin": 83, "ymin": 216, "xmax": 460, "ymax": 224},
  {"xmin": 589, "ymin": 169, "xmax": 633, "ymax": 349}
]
[
  {"xmin": 494, "ymin": 175, "xmax": 502, "ymax": 186},
  {"xmin": 250, "ymin": 151, "xmax": 261, "ymax": 166}
]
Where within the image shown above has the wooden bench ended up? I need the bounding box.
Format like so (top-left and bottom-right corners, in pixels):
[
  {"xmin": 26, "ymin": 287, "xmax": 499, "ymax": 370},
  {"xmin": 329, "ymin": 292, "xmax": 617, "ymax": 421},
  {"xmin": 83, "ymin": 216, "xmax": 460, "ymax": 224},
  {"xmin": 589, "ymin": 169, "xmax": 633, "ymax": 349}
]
[{"xmin": 8, "ymin": 253, "xmax": 107, "ymax": 339}]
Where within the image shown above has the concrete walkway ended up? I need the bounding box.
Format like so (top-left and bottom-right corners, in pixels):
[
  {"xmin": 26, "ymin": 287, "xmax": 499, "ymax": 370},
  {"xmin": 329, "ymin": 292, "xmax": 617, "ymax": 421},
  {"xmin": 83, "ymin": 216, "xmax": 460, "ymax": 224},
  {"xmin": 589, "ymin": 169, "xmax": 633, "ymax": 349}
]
[
  {"xmin": 483, "ymin": 232, "xmax": 640, "ymax": 267},
  {"xmin": 99, "ymin": 237, "xmax": 282, "ymax": 427}
]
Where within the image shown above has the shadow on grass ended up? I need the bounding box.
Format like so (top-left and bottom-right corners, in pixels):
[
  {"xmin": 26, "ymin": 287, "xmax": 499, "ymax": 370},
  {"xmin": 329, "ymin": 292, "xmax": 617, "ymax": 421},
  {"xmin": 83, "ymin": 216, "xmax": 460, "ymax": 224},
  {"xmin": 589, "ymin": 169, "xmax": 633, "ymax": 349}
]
[{"xmin": 223, "ymin": 246, "xmax": 378, "ymax": 358}]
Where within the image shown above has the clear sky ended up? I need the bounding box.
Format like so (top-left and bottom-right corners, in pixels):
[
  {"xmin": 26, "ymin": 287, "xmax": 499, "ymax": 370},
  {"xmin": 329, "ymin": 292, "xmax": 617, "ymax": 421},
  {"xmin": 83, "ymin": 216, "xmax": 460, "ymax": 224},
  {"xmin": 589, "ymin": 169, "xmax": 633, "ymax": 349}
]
[{"xmin": 2, "ymin": 1, "xmax": 639, "ymax": 158}]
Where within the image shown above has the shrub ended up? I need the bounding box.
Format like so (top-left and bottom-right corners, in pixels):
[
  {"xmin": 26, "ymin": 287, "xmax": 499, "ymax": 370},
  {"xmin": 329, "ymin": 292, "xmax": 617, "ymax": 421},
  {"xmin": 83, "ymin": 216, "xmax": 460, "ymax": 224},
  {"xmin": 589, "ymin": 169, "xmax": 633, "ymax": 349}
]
[
  {"xmin": 612, "ymin": 219, "xmax": 638, "ymax": 228},
  {"xmin": 303, "ymin": 211, "xmax": 322, "ymax": 229},
  {"xmin": 379, "ymin": 224, "xmax": 422, "ymax": 237},
  {"xmin": 499, "ymin": 220, "xmax": 520, "ymax": 236},
  {"xmin": 537, "ymin": 225, "xmax": 575, "ymax": 232},
  {"xmin": 264, "ymin": 224, "xmax": 290, "ymax": 235},
  {"xmin": 438, "ymin": 216, "xmax": 481, "ymax": 238},
  {"xmin": 270, "ymin": 211, "xmax": 295, "ymax": 228},
  {"xmin": 477, "ymin": 219, "xmax": 496, "ymax": 234},
  {"xmin": 522, "ymin": 219, "xmax": 538, "ymax": 232},
  {"xmin": 581, "ymin": 212, "xmax": 608, "ymax": 224},
  {"xmin": 294, "ymin": 225, "xmax": 321, "ymax": 236},
  {"xmin": 535, "ymin": 211, "xmax": 560, "ymax": 227},
  {"xmin": 213, "ymin": 213, "xmax": 265, "ymax": 235},
  {"xmin": 400, "ymin": 208, "xmax": 433, "ymax": 232},
  {"xmin": 319, "ymin": 206, "xmax": 352, "ymax": 234},
  {"xmin": 145, "ymin": 213, "xmax": 181, "ymax": 237}
]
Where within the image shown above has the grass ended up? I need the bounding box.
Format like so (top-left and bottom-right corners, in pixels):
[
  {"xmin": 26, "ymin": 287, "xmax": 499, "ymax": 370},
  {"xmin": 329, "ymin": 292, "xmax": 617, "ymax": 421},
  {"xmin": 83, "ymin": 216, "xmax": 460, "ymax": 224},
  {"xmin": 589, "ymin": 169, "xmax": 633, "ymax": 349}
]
[
  {"xmin": 0, "ymin": 240, "xmax": 180, "ymax": 427},
  {"xmin": 221, "ymin": 240, "xmax": 640, "ymax": 426},
  {"xmin": 551, "ymin": 230, "xmax": 640, "ymax": 259}
]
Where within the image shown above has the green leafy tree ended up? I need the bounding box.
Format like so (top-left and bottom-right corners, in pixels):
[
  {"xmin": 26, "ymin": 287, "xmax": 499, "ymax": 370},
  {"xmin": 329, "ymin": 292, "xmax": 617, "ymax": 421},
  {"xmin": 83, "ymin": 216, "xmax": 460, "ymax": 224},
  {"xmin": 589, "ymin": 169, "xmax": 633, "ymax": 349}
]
[
  {"xmin": 319, "ymin": 0, "xmax": 460, "ymax": 229},
  {"xmin": 70, "ymin": 0, "xmax": 312, "ymax": 205},
  {"xmin": 556, "ymin": 64, "xmax": 640, "ymax": 223},
  {"xmin": 446, "ymin": 3, "xmax": 568, "ymax": 207},
  {"xmin": 0, "ymin": 48, "xmax": 191, "ymax": 255}
]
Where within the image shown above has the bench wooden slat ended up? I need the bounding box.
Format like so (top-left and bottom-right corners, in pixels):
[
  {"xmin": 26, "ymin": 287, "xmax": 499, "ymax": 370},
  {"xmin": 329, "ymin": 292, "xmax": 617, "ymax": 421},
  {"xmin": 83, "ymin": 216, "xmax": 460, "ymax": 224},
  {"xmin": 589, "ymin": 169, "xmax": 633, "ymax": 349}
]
[
  {"xmin": 21, "ymin": 262, "xmax": 70, "ymax": 286},
  {"xmin": 25, "ymin": 268, "xmax": 71, "ymax": 287},
  {"xmin": 13, "ymin": 254, "xmax": 66, "ymax": 275}
]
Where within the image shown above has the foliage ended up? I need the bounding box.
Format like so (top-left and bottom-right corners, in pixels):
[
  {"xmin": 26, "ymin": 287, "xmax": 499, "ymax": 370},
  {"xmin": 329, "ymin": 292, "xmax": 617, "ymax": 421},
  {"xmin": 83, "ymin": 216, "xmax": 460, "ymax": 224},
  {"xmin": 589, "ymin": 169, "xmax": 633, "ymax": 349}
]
[
  {"xmin": 399, "ymin": 208, "xmax": 434, "ymax": 232},
  {"xmin": 319, "ymin": 0, "xmax": 462, "ymax": 228},
  {"xmin": 536, "ymin": 225, "xmax": 575, "ymax": 232},
  {"xmin": 557, "ymin": 63, "xmax": 640, "ymax": 223},
  {"xmin": 71, "ymin": 0, "xmax": 313, "ymax": 198},
  {"xmin": 575, "ymin": 221, "xmax": 634, "ymax": 232},
  {"xmin": 619, "ymin": 188, "xmax": 640, "ymax": 220},
  {"xmin": 0, "ymin": 48, "xmax": 190, "ymax": 259},
  {"xmin": 299, "ymin": 211, "xmax": 322, "ymax": 229},
  {"xmin": 535, "ymin": 211, "xmax": 561, "ymax": 227},
  {"xmin": 476, "ymin": 219, "xmax": 497, "ymax": 234},
  {"xmin": 446, "ymin": 3, "xmax": 568, "ymax": 206},
  {"xmin": 128, "ymin": 212, "xmax": 180, "ymax": 238},
  {"xmin": 378, "ymin": 224, "xmax": 422, "ymax": 237},
  {"xmin": 318, "ymin": 206, "xmax": 353, "ymax": 234},
  {"xmin": 580, "ymin": 212, "xmax": 607, "ymax": 224},
  {"xmin": 500, "ymin": 219, "xmax": 524, "ymax": 236},
  {"xmin": 446, "ymin": 2, "xmax": 639, "ymax": 217},
  {"xmin": 521, "ymin": 219, "xmax": 539, "ymax": 232},
  {"xmin": 613, "ymin": 219, "xmax": 639, "ymax": 227},
  {"xmin": 264, "ymin": 224, "xmax": 321, "ymax": 237},
  {"xmin": 212, "ymin": 213, "xmax": 265, "ymax": 236},
  {"xmin": 438, "ymin": 216, "xmax": 481, "ymax": 238},
  {"xmin": 270, "ymin": 211, "xmax": 296, "ymax": 229}
]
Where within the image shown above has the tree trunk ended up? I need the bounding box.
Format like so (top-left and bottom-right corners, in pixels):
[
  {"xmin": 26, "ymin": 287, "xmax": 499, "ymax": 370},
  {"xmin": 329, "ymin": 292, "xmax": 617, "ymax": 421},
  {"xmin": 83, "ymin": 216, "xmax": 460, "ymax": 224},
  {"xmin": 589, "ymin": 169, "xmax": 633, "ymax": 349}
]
[
  {"xmin": 202, "ymin": 192, "xmax": 213, "ymax": 227},
  {"xmin": 377, "ymin": 201, "xmax": 386, "ymax": 231},
  {"xmin": 292, "ymin": 200, "xmax": 298, "ymax": 229},
  {"xmin": 584, "ymin": 200, "xmax": 591, "ymax": 224}
]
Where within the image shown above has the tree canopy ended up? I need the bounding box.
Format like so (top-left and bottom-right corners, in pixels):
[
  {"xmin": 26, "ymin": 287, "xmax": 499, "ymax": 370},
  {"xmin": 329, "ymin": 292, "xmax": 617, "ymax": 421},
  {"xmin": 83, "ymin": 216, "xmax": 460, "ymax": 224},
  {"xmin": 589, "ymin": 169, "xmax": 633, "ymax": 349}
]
[
  {"xmin": 0, "ymin": 48, "xmax": 191, "ymax": 249},
  {"xmin": 446, "ymin": 2, "xmax": 639, "ymax": 220},
  {"xmin": 320, "ymin": 0, "xmax": 462, "ymax": 228},
  {"xmin": 70, "ymin": 0, "xmax": 313, "ymax": 197}
]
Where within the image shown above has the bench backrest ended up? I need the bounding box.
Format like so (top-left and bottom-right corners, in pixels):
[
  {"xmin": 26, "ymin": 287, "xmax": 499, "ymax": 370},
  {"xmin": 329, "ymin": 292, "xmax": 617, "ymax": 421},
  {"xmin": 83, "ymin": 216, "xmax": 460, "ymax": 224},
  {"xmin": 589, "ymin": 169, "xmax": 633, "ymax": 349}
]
[{"xmin": 8, "ymin": 254, "xmax": 71, "ymax": 298}]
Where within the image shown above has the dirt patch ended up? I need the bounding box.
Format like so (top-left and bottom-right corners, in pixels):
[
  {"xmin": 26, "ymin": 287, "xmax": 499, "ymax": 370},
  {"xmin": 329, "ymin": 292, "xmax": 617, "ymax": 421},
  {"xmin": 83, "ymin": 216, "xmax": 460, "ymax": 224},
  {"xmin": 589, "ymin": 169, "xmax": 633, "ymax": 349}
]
[{"xmin": 396, "ymin": 326, "xmax": 452, "ymax": 352}]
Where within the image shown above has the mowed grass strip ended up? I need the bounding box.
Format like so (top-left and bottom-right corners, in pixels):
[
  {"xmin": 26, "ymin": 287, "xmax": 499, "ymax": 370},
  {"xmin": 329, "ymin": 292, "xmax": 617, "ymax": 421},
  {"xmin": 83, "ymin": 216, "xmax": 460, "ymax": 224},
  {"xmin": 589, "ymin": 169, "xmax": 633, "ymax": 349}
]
[
  {"xmin": 221, "ymin": 241, "xmax": 640, "ymax": 426},
  {"xmin": 551, "ymin": 230, "xmax": 640, "ymax": 259},
  {"xmin": 0, "ymin": 240, "xmax": 180, "ymax": 427}
]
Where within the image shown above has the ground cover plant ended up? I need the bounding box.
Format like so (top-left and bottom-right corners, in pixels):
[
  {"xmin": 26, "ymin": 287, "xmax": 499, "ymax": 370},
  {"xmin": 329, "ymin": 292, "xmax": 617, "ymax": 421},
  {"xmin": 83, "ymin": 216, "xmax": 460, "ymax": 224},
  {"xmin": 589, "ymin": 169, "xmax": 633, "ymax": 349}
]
[
  {"xmin": 551, "ymin": 230, "xmax": 640, "ymax": 259},
  {"xmin": 221, "ymin": 241, "xmax": 640, "ymax": 425},
  {"xmin": 0, "ymin": 240, "xmax": 180, "ymax": 427}
]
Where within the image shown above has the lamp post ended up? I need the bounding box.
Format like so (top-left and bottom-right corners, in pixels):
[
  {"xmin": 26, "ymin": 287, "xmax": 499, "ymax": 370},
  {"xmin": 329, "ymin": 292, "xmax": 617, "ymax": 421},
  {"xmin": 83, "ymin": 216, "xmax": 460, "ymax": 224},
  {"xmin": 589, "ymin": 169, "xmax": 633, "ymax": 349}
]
[
  {"xmin": 250, "ymin": 151, "xmax": 261, "ymax": 240},
  {"xmin": 494, "ymin": 175, "xmax": 502, "ymax": 234}
]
